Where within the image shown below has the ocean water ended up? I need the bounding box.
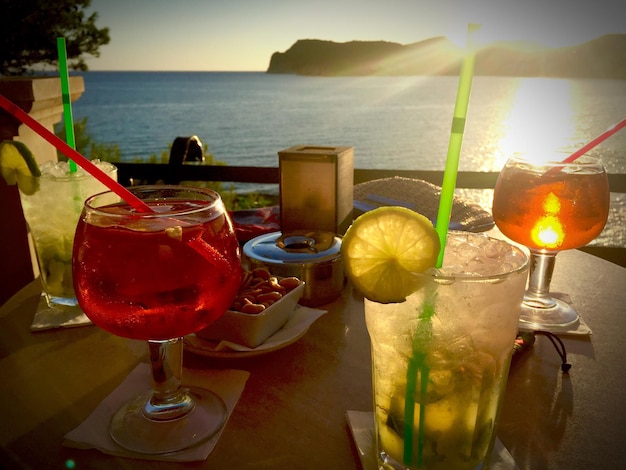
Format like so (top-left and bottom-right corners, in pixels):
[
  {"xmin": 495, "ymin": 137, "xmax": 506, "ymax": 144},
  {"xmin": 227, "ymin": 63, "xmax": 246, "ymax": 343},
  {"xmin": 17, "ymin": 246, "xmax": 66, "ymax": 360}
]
[{"xmin": 71, "ymin": 71, "xmax": 626, "ymax": 247}]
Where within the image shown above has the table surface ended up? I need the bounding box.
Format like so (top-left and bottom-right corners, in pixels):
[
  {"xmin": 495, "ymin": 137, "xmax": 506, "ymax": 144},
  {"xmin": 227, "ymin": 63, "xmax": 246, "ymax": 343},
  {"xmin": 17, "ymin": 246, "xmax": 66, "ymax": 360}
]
[{"xmin": 1, "ymin": 248, "xmax": 625, "ymax": 470}]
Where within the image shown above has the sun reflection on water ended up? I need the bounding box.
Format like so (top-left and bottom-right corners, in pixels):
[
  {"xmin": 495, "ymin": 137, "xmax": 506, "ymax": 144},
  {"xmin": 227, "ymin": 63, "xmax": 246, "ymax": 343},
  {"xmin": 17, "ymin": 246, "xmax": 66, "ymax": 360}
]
[{"xmin": 497, "ymin": 78, "xmax": 577, "ymax": 166}]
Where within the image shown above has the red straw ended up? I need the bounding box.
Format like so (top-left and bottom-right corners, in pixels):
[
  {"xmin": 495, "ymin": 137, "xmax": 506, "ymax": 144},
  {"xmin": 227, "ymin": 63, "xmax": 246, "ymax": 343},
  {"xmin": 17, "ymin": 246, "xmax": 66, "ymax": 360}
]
[
  {"xmin": 561, "ymin": 117, "xmax": 626, "ymax": 163},
  {"xmin": 0, "ymin": 94, "xmax": 151, "ymax": 213}
]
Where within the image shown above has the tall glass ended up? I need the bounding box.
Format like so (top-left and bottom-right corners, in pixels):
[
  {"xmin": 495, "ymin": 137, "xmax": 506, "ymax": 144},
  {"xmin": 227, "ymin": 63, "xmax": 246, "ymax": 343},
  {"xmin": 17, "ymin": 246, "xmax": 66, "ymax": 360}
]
[
  {"xmin": 492, "ymin": 154, "xmax": 609, "ymax": 331},
  {"xmin": 366, "ymin": 232, "xmax": 528, "ymax": 470},
  {"xmin": 72, "ymin": 186, "xmax": 242, "ymax": 454},
  {"xmin": 18, "ymin": 160, "xmax": 117, "ymax": 310}
]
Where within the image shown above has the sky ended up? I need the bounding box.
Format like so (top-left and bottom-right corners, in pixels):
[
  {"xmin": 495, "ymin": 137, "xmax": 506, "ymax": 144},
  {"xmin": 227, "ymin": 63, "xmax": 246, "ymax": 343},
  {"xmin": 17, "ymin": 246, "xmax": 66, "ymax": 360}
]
[{"xmin": 84, "ymin": 0, "xmax": 626, "ymax": 71}]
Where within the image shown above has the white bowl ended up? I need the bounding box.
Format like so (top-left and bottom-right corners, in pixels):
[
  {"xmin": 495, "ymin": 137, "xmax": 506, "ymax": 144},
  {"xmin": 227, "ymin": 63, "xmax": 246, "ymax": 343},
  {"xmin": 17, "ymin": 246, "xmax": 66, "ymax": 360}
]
[{"xmin": 196, "ymin": 281, "xmax": 305, "ymax": 348}]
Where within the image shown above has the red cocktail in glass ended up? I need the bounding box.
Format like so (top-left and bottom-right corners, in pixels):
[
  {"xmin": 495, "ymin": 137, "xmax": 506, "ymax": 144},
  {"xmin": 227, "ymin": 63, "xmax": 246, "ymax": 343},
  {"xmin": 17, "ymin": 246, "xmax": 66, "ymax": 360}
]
[{"xmin": 73, "ymin": 186, "xmax": 242, "ymax": 453}]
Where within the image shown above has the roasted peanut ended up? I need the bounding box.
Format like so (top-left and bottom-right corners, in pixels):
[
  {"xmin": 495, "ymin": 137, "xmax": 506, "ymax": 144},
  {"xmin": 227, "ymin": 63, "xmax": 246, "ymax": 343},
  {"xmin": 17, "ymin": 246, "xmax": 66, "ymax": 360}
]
[
  {"xmin": 240, "ymin": 270, "xmax": 253, "ymax": 289},
  {"xmin": 229, "ymin": 268, "xmax": 301, "ymax": 314},
  {"xmin": 257, "ymin": 291, "xmax": 283, "ymax": 303},
  {"xmin": 279, "ymin": 277, "xmax": 301, "ymax": 291},
  {"xmin": 240, "ymin": 303, "xmax": 266, "ymax": 314},
  {"xmin": 268, "ymin": 277, "xmax": 286, "ymax": 294},
  {"xmin": 252, "ymin": 267, "xmax": 271, "ymax": 280}
]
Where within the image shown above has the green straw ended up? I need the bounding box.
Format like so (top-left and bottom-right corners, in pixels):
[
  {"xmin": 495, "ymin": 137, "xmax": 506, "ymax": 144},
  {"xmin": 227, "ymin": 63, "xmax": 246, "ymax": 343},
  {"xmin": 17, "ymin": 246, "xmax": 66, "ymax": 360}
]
[
  {"xmin": 435, "ymin": 23, "xmax": 480, "ymax": 267},
  {"xmin": 401, "ymin": 24, "xmax": 480, "ymax": 468},
  {"xmin": 403, "ymin": 298, "xmax": 434, "ymax": 467},
  {"xmin": 57, "ymin": 37, "xmax": 77, "ymax": 173}
]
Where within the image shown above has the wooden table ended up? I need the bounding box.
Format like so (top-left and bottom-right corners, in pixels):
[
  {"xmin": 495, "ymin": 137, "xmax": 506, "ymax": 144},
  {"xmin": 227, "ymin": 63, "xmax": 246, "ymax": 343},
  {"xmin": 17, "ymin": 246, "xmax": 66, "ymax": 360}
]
[{"xmin": 1, "ymin": 248, "xmax": 625, "ymax": 469}]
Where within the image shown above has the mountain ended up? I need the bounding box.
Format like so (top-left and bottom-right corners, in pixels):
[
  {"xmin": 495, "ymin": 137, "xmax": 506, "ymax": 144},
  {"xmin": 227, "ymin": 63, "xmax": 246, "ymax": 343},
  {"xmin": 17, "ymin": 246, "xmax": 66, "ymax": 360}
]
[{"xmin": 267, "ymin": 35, "xmax": 626, "ymax": 78}]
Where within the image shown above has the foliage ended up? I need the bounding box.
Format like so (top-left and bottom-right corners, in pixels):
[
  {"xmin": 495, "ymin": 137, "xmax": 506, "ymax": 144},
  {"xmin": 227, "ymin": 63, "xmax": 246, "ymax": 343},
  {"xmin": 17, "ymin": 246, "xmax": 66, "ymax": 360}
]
[
  {"xmin": 229, "ymin": 192, "xmax": 277, "ymax": 211},
  {"xmin": 53, "ymin": 117, "xmax": 276, "ymax": 211},
  {"xmin": 55, "ymin": 117, "xmax": 120, "ymax": 161},
  {"xmin": 0, "ymin": 0, "xmax": 110, "ymax": 76}
]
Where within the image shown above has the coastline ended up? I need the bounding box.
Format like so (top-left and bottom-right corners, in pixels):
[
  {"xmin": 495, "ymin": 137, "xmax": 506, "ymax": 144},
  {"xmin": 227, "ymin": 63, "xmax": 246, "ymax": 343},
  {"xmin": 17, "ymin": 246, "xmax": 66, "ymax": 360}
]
[{"xmin": 70, "ymin": 72, "xmax": 626, "ymax": 250}]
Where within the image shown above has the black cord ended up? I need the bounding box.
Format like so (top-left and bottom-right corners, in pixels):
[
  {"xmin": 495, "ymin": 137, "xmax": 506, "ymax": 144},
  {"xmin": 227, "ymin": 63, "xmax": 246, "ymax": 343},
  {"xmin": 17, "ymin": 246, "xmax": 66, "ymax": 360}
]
[{"xmin": 535, "ymin": 330, "xmax": 572, "ymax": 373}]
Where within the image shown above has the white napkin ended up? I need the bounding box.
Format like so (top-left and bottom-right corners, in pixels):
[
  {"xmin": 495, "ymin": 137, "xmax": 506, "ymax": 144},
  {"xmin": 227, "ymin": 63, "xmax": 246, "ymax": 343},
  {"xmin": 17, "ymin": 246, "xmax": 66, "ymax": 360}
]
[
  {"xmin": 346, "ymin": 410, "xmax": 519, "ymax": 470},
  {"xmin": 64, "ymin": 363, "xmax": 249, "ymax": 462},
  {"xmin": 185, "ymin": 305, "xmax": 326, "ymax": 353},
  {"xmin": 30, "ymin": 293, "xmax": 92, "ymax": 331}
]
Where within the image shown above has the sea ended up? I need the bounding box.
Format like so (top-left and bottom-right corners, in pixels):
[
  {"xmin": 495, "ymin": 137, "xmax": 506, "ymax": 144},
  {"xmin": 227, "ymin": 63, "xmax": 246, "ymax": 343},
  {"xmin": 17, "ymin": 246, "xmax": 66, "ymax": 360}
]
[{"xmin": 70, "ymin": 71, "xmax": 626, "ymax": 248}]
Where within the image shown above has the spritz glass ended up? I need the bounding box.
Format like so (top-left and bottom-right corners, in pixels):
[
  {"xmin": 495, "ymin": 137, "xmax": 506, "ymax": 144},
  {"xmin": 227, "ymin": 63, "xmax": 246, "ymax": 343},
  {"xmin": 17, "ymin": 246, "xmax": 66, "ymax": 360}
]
[
  {"xmin": 492, "ymin": 154, "xmax": 609, "ymax": 331},
  {"xmin": 72, "ymin": 186, "xmax": 242, "ymax": 454}
]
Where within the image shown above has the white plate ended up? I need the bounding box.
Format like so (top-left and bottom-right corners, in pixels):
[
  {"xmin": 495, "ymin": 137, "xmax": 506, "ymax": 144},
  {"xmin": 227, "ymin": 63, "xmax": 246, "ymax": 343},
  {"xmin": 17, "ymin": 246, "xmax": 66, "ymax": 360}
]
[{"xmin": 184, "ymin": 305, "xmax": 326, "ymax": 359}]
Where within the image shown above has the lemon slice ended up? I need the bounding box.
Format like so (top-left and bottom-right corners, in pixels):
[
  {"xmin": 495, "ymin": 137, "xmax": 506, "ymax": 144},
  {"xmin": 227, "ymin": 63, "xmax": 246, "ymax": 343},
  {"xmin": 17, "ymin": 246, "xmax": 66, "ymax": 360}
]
[
  {"xmin": 0, "ymin": 140, "xmax": 41, "ymax": 195},
  {"xmin": 341, "ymin": 206, "xmax": 440, "ymax": 303}
]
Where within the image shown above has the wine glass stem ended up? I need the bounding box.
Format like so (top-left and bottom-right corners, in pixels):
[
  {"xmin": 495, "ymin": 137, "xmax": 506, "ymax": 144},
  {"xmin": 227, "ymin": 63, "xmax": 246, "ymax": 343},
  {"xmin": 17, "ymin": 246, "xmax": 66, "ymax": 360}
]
[
  {"xmin": 524, "ymin": 250, "xmax": 557, "ymax": 309},
  {"xmin": 145, "ymin": 338, "xmax": 195, "ymax": 421}
]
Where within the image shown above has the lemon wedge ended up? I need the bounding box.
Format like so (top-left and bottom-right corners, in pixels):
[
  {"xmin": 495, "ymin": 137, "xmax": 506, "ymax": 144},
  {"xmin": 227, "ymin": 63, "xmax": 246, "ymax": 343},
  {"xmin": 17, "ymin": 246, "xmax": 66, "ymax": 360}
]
[
  {"xmin": 0, "ymin": 140, "xmax": 41, "ymax": 195},
  {"xmin": 341, "ymin": 206, "xmax": 440, "ymax": 303}
]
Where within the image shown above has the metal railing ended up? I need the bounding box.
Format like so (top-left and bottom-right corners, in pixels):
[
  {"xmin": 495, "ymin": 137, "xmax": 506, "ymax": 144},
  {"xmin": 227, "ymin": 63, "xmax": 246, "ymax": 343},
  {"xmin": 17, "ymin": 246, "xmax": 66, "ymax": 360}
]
[
  {"xmin": 115, "ymin": 162, "xmax": 626, "ymax": 192},
  {"xmin": 114, "ymin": 162, "xmax": 626, "ymax": 267}
]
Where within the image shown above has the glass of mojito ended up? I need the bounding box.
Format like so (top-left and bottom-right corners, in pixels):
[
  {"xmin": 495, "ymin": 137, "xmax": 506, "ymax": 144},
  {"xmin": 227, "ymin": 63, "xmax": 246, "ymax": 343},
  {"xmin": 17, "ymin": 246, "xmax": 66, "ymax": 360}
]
[
  {"xmin": 18, "ymin": 159, "xmax": 117, "ymax": 310},
  {"xmin": 365, "ymin": 232, "xmax": 528, "ymax": 470}
]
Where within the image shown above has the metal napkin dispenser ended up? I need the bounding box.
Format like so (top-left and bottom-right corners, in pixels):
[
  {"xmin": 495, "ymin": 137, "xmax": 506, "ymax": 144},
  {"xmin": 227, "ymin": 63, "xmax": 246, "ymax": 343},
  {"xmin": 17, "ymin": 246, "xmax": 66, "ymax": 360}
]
[{"xmin": 278, "ymin": 145, "xmax": 354, "ymax": 235}]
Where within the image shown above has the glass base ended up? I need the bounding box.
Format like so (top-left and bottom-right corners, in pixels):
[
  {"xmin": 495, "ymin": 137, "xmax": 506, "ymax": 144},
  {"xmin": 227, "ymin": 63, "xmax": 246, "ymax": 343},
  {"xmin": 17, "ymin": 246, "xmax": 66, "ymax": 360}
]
[
  {"xmin": 110, "ymin": 386, "xmax": 227, "ymax": 454},
  {"xmin": 518, "ymin": 298, "xmax": 579, "ymax": 332},
  {"xmin": 378, "ymin": 449, "xmax": 487, "ymax": 470}
]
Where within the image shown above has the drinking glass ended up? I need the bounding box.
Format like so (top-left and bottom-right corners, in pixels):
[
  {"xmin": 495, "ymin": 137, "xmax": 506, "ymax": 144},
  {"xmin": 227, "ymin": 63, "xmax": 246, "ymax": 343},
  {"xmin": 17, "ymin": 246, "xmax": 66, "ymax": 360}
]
[
  {"xmin": 72, "ymin": 186, "xmax": 242, "ymax": 454},
  {"xmin": 492, "ymin": 154, "xmax": 610, "ymax": 331},
  {"xmin": 17, "ymin": 160, "xmax": 117, "ymax": 310},
  {"xmin": 366, "ymin": 232, "xmax": 529, "ymax": 470}
]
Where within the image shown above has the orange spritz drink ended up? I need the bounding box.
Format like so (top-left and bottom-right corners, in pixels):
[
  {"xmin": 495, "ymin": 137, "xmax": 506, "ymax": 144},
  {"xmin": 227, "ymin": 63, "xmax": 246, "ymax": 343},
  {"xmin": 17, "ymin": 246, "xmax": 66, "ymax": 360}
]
[{"xmin": 492, "ymin": 154, "xmax": 609, "ymax": 331}]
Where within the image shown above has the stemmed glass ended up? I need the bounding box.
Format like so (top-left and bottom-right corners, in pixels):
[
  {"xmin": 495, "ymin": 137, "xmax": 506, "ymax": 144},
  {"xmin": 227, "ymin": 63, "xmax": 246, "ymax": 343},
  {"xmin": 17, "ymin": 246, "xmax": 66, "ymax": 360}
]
[
  {"xmin": 72, "ymin": 186, "xmax": 242, "ymax": 454},
  {"xmin": 492, "ymin": 154, "xmax": 610, "ymax": 331}
]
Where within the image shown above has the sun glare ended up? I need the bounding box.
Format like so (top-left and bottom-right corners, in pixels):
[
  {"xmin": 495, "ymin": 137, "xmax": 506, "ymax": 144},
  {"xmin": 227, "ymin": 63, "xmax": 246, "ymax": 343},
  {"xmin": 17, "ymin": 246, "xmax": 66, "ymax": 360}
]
[
  {"xmin": 532, "ymin": 217, "xmax": 564, "ymax": 248},
  {"xmin": 446, "ymin": 22, "xmax": 485, "ymax": 49},
  {"xmin": 498, "ymin": 78, "xmax": 576, "ymax": 164},
  {"xmin": 543, "ymin": 192, "xmax": 561, "ymax": 214},
  {"xmin": 531, "ymin": 192, "xmax": 565, "ymax": 248}
]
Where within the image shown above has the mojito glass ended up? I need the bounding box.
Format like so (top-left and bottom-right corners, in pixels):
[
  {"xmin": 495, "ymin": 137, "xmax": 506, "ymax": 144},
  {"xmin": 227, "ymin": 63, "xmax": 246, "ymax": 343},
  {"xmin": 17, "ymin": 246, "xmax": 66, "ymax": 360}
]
[
  {"xmin": 365, "ymin": 232, "xmax": 528, "ymax": 470},
  {"xmin": 18, "ymin": 160, "xmax": 117, "ymax": 309}
]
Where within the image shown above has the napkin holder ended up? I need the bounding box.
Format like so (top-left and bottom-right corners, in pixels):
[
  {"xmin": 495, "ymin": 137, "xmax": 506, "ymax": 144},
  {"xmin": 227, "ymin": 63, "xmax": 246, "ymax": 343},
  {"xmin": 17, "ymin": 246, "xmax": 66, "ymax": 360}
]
[{"xmin": 278, "ymin": 145, "xmax": 354, "ymax": 235}]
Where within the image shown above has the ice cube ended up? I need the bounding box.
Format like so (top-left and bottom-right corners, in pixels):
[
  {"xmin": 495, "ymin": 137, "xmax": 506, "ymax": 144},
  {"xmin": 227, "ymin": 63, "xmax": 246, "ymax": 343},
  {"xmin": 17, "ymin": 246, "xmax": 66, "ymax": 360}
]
[
  {"xmin": 440, "ymin": 233, "xmax": 524, "ymax": 276},
  {"xmin": 40, "ymin": 159, "xmax": 116, "ymax": 180}
]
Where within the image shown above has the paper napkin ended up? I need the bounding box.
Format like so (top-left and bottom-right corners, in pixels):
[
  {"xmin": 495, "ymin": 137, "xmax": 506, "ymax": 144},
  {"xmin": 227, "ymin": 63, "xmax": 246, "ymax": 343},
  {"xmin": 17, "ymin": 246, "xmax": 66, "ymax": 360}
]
[
  {"xmin": 346, "ymin": 410, "xmax": 519, "ymax": 470},
  {"xmin": 64, "ymin": 364, "xmax": 249, "ymax": 462},
  {"xmin": 30, "ymin": 293, "xmax": 92, "ymax": 331}
]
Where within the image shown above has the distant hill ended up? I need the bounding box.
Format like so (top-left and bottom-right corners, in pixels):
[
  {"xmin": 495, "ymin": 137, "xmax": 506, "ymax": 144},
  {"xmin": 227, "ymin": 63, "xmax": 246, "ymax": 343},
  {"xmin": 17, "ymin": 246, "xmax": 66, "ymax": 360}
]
[{"xmin": 267, "ymin": 35, "xmax": 626, "ymax": 78}]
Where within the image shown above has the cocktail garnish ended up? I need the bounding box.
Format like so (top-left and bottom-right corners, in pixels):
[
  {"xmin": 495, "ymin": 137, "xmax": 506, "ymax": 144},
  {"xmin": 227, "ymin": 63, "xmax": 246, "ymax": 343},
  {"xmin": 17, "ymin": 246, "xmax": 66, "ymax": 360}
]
[
  {"xmin": 341, "ymin": 206, "xmax": 440, "ymax": 303},
  {"xmin": 0, "ymin": 140, "xmax": 41, "ymax": 195}
]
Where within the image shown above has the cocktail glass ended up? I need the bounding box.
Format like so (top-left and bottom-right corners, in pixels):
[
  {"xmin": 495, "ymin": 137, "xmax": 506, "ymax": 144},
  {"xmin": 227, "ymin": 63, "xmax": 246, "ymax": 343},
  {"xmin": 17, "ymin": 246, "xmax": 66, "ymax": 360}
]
[
  {"xmin": 72, "ymin": 186, "xmax": 242, "ymax": 454},
  {"xmin": 17, "ymin": 160, "xmax": 117, "ymax": 310},
  {"xmin": 492, "ymin": 154, "xmax": 610, "ymax": 331},
  {"xmin": 366, "ymin": 232, "xmax": 528, "ymax": 470}
]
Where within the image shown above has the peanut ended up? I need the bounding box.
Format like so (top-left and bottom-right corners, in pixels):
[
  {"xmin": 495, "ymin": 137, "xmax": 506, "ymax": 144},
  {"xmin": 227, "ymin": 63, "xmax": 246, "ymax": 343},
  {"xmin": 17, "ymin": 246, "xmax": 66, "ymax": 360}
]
[
  {"xmin": 257, "ymin": 291, "xmax": 283, "ymax": 303},
  {"xmin": 252, "ymin": 268, "xmax": 271, "ymax": 280},
  {"xmin": 229, "ymin": 267, "xmax": 302, "ymax": 315},
  {"xmin": 240, "ymin": 303, "xmax": 266, "ymax": 315},
  {"xmin": 279, "ymin": 277, "xmax": 301, "ymax": 291}
]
